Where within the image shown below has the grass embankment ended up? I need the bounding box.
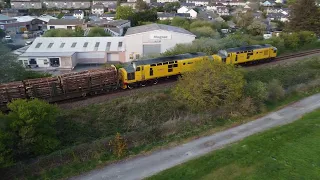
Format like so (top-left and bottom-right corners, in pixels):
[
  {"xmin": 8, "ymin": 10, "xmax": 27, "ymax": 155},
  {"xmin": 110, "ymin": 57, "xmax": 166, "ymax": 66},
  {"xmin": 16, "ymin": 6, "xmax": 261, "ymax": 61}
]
[
  {"xmin": 2, "ymin": 57, "xmax": 320, "ymax": 180},
  {"xmin": 148, "ymin": 108, "xmax": 320, "ymax": 180}
]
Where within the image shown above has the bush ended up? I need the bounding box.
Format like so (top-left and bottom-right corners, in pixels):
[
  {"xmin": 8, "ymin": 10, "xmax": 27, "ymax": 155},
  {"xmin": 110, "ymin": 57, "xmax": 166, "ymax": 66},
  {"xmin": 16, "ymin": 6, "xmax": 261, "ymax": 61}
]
[
  {"xmin": 172, "ymin": 60, "xmax": 245, "ymax": 112},
  {"xmin": 244, "ymin": 81, "xmax": 268, "ymax": 103},
  {"xmin": 267, "ymin": 79, "xmax": 285, "ymax": 102},
  {"xmin": 2, "ymin": 99, "xmax": 60, "ymax": 158},
  {"xmin": 190, "ymin": 27, "xmax": 220, "ymax": 38},
  {"xmin": 87, "ymin": 27, "xmax": 111, "ymax": 37}
]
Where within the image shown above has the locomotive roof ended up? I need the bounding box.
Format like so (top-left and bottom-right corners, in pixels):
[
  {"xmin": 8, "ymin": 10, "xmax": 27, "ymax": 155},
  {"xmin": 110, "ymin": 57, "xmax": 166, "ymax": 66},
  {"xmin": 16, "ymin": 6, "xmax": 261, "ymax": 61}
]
[
  {"xmin": 226, "ymin": 44, "xmax": 273, "ymax": 53},
  {"xmin": 133, "ymin": 52, "xmax": 206, "ymax": 66}
]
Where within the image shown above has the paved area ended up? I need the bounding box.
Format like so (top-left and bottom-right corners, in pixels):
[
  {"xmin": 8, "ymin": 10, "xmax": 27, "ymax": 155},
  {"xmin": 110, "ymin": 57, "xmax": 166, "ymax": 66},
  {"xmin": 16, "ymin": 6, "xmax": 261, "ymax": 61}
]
[{"xmin": 72, "ymin": 93, "xmax": 320, "ymax": 180}]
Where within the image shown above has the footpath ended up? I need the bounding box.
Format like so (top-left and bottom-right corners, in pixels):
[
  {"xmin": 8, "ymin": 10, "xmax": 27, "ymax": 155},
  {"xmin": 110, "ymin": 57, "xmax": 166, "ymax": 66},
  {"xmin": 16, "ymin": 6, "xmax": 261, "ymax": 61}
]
[{"xmin": 72, "ymin": 93, "xmax": 320, "ymax": 180}]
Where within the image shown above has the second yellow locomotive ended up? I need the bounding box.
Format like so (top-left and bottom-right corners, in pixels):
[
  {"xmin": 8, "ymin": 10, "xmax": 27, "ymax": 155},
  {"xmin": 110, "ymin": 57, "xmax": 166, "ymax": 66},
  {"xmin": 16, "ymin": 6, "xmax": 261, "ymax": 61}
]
[{"xmin": 119, "ymin": 44, "xmax": 277, "ymax": 89}]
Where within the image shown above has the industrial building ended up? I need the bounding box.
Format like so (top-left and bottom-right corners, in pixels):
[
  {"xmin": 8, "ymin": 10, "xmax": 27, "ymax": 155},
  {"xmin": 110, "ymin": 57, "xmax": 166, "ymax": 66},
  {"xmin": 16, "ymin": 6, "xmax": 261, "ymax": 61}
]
[
  {"xmin": 19, "ymin": 24, "xmax": 196, "ymax": 69},
  {"xmin": 18, "ymin": 37, "xmax": 126, "ymax": 69},
  {"xmin": 124, "ymin": 23, "xmax": 196, "ymax": 60}
]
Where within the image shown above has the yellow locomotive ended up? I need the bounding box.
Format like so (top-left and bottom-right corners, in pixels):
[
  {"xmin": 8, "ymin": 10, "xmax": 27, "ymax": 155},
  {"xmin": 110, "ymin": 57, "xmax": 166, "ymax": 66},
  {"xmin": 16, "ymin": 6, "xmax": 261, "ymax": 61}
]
[{"xmin": 119, "ymin": 44, "xmax": 277, "ymax": 89}]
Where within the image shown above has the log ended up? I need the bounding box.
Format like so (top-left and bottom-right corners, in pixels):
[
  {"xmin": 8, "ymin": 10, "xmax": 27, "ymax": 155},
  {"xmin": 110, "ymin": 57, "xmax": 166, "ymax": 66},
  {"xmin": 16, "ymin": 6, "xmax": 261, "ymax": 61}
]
[{"xmin": 0, "ymin": 81, "xmax": 26, "ymax": 106}]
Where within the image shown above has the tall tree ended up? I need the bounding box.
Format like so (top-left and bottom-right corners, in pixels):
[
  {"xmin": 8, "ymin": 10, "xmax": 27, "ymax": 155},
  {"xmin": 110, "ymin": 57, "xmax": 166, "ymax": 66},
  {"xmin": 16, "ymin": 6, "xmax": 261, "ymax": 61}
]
[
  {"xmin": 136, "ymin": 0, "xmax": 148, "ymax": 11},
  {"xmin": 289, "ymin": 0, "xmax": 320, "ymax": 35},
  {"xmin": 115, "ymin": 6, "xmax": 134, "ymax": 20},
  {"xmin": 247, "ymin": 20, "xmax": 267, "ymax": 36},
  {"xmin": 236, "ymin": 11, "xmax": 254, "ymax": 29},
  {"xmin": 163, "ymin": 2, "xmax": 180, "ymax": 12}
]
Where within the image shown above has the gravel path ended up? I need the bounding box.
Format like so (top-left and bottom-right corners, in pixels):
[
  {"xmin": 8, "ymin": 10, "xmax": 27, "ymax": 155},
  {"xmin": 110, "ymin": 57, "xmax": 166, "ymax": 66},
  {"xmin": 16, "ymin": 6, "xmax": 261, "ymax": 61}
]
[{"xmin": 71, "ymin": 93, "xmax": 320, "ymax": 180}]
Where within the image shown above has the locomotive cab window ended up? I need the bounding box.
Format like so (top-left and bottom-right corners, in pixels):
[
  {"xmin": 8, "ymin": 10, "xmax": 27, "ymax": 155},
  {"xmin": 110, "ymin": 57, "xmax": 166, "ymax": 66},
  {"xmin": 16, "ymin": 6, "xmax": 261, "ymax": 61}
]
[
  {"xmin": 173, "ymin": 64, "xmax": 178, "ymax": 67},
  {"xmin": 127, "ymin": 72, "xmax": 135, "ymax": 80},
  {"xmin": 157, "ymin": 63, "xmax": 162, "ymax": 66},
  {"xmin": 136, "ymin": 67, "xmax": 140, "ymax": 71}
]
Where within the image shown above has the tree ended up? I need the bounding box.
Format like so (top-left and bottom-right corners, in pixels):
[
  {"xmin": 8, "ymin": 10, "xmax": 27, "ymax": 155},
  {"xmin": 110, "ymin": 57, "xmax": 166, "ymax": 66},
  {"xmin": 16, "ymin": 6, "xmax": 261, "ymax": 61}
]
[
  {"xmin": 43, "ymin": 29, "xmax": 77, "ymax": 37},
  {"xmin": 87, "ymin": 27, "xmax": 111, "ymax": 37},
  {"xmin": 163, "ymin": 2, "xmax": 180, "ymax": 12},
  {"xmin": 171, "ymin": 17, "xmax": 190, "ymax": 30},
  {"xmin": 236, "ymin": 11, "xmax": 254, "ymax": 29},
  {"xmin": 74, "ymin": 26, "xmax": 84, "ymax": 36},
  {"xmin": 190, "ymin": 26, "xmax": 220, "ymax": 38},
  {"xmin": 129, "ymin": 9, "xmax": 158, "ymax": 26},
  {"xmin": 247, "ymin": 20, "xmax": 267, "ymax": 36},
  {"xmin": 136, "ymin": 0, "xmax": 148, "ymax": 11},
  {"xmin": 117, "ymin": 0, "xmax": 121, "ymax": 6},
  {"xmin": 244, "ymin": 81, "xmax": 268, "ymax": 103},
  {"xmin": 172, "ymin": 60, "xmax": 245, "ymax": 111},
  {"xmin": 289, "ymin": 0, "xmax": 320, "ymax": 35},
  {"xmin": 4, "ymin": 99, "xmax": 60, "ymax": 157},
  {"xmin": 115, "ymin": 6, "xmax": 134, "ymax": 20},
  {"xmin": 0, "ymin": 29, "xmax": 5, "ymax": 39}
]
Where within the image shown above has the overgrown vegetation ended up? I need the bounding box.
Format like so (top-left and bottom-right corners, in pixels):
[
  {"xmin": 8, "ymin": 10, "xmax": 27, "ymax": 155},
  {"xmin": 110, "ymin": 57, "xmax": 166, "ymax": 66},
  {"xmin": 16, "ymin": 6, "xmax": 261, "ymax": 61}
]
[
  {"xmin": 43, "ymin": 27, "xmax": 84, "ymax": 37},
  {"xmin": 162, "ymin": 31, "xmax": 320, "ymax": 56},
  {"xmin": 0, "ymin": 43, "xmax": 51, "ymax": 83},
  {"xmin": 87, "ymin": 27, "xmax": 111, "ymax": 37},
  {"xmin": 1, "ymin": 56, "xmax": 320, "ymax": 179},
  {"xmin": 148, "ymin": 108, "xmax": 320, "ymax": 180}
]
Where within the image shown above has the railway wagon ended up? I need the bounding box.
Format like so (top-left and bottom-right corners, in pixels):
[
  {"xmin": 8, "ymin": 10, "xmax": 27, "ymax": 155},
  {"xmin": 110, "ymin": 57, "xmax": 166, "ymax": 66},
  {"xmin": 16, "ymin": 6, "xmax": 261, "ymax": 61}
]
[
  {"xmin": 119, "ymin": 52, "xmax": 209, "ymax": 89},
  {"xmin": 0, "ymin": 67, "xmax": 118, "ymax": 111},
  {"xmin": 213, "ymin": 44, "xmax": 277, "ymax": 64}
]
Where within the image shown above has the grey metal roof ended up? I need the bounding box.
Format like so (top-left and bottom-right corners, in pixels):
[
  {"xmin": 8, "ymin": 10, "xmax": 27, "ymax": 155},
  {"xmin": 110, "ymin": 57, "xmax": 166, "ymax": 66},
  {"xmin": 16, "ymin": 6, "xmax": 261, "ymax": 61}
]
[
  {"xmin": 0, "ymin": 14, "xmax": 15, "ymax": 21},
  {"xmin": 47, "ymin": 19, "xmax": 84, "ymax": 25},
  {"xmin": 20, "ymin": 52, "xmax": 75, "ymax": 57},
  {"xmin": 125, "ymin": 24, "xmax": 195, "ymax": 36},
  {"xmin": 106, "ymin": 20, "xmax": 129, "ymax": 27}
]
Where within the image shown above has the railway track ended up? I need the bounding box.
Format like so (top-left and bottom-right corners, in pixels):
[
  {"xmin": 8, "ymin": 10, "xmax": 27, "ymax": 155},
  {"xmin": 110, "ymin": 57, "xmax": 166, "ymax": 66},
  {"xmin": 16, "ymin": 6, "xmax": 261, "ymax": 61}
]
[{"xmin": 58, "ymin": 48, "xmax": 320, "ymax": 109}]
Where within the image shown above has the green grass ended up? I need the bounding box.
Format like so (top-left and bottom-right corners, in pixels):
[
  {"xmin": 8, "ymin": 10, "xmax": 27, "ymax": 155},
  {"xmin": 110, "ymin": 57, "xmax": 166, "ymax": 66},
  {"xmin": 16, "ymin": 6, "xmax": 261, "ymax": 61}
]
[{"xmin": 148, "ymin": 108, "xmax": 320, "ymax": 180}]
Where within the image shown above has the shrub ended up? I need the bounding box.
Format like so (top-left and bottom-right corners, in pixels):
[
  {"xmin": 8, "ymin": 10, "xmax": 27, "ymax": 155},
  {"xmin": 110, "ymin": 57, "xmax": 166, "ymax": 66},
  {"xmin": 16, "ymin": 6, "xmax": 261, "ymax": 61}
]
[
  {"xmin": 244, "ymin": 81, "xmax": 268, "ymax": 103},
  {"xmin": 109, "ymin": 133, "xmax": 127, "ymax": 158},
  {"xmin": 190, "ymin": 26, "xmax": 220, "ymax": 38},
  {"xmin": 267, "ymin": 79, "xmax": 285, "ymax": 102},
  {"xmin": 172, "ymin": 60, "xmax": 245, "ymax": 112}
]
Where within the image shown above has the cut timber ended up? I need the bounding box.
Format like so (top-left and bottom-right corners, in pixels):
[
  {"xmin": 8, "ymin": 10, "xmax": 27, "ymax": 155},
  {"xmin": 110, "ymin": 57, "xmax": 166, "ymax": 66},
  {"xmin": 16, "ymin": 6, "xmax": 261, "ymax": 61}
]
[
  {"xmin": 24, "ymin": 77, "xmax": 63, "ymax": 99},
  {"xmin": 0, "ymin": 81, "xmax": 26, "ymax": 107}
]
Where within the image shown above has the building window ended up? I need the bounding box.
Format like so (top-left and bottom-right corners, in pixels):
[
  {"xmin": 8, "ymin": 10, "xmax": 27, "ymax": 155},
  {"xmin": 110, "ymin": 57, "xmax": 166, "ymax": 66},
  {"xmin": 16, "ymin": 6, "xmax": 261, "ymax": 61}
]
[
  {"xmin": 47, "ymin": 43, "xmax": 54, "ymax": 48},
  {"xmin": 67, "ymin": 26, "xmax": 72, "ymax": 29},
  {"xmin": 95, "ymin": 42, "xmax": 100, "ymax": 48},
  {"xmin": 83, "ymin": 42, "xmax": 88, "ymax": 47},
  {"xmin": 118, "ymin": 42, "xmax": 123, "ymax": 47},
  {"xmin": 49, "ymin": 58, "xmax": 60, "ymax": 67},
  {"xmin": 49, "ymin": 26, "xmax": 55, "ymax": 29},
  {"xmin": 43, "ymin": 59, "xmax": 49, "ymax": 64},
  {"xmin": 71, "ymin": 42, "xmax": 77, "ymax": 48},
  {"xmin": 106, "ymin": 42, "xmax": 111, "ymax": 51},
  {"xmin": 35, "ymin": 43, "xmax": 42, "ymax": 48},
  {"xmin": 60, "ymin": 43, "xmax": 65, "ymax": 48}
]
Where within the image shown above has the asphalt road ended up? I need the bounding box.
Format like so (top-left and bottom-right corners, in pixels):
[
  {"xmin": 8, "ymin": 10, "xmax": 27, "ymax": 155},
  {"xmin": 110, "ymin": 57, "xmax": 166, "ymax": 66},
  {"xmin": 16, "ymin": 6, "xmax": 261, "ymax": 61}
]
[{"xmin": 72, "ymin": 93, "xmax": 320, "ymax": 180}]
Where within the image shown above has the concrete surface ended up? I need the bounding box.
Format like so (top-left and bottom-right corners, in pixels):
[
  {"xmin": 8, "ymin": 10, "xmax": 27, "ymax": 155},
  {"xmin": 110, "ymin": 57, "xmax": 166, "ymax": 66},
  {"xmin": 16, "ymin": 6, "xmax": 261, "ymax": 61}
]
[{"xmin": 72, "ymin": 93, "xmax": 320, "ymax": 180}]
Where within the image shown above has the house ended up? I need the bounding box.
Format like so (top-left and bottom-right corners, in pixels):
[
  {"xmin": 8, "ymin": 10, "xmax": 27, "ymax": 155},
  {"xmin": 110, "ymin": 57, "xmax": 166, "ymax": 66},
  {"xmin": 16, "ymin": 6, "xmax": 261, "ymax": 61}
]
[
  {"xmin": 73, "ymin": 10, "xmax": 84, "ymax": 19},
  {"xmin": 10, "ymin": 0, "xmax": 42, "ymax": 10},
  {"xmin": 92, "ymin": 0, "xmax": 117, "ymax": 7},
  {"xmin": 107, "ymin": 3, "xmax": 117, "ymax": 12},
  {"xmin": 157, "ymin": 12, "xmax": 175, "ymax": 20},
  {"xmin": 13, "ymin": 16, "xmax": 46, "ymax": 31},
  {"xmin": 62, "ymin": 14, "xmax": 78, "ymax": 20},
  {"xmin": 228, "ymin": 0, "xmax": 246, "ymax": 6},
  {"xmin": 186, "ymin": 0, "xmax": 209, "ymax": 7},
  {"xmin": 120, "ymin": 2, "xmax": 136, "ymax": 9},
  {"xmin": 43, "ymin": 0, "xmax": 91, "ymax": 9},
  {"xmin": 180, "ymin": 2, "xmax": 196, "ymax": 8},
  {"xmin": 275, "ymin": 0, "xmax": 284, "ymax": 4},
  {"xmin": 124, "ymin": 23, "xmax": 196, "ymax": 59},
  {"xmin": 267, "ymin": 12, "xmax": 288, "ymax": 22},
  {"xmin": 207, "ymin": 2, "xmax": 225, "ymax": 11},
  {"xmin": 0, "ymin": 14, "xmax": 22, "ymax": 33},
  {"xmin": 37, "ymin": 15, "xmax": 58, "ymax": 30},
  {"xmin": 177, "ymin": 6, "xmax": 198, "ymax": 19},
  {"xmin": 104, "ymin": 20, "xmax": 131, "ymax": 36},
  {"xmin": 216, "ymin": 7, "xmax": 229, "ymax": 16},
  {"xmin": 175, "ymin": 13, "xmax": 191, "ymax": 19},
  {"xmin": 47, "ymin": 19, "xmax": 87, "ymax": 30},
  {"xmin": 1, "ymin": 9, "xmax": 21, "ymax": 17},
  {"xmin": 18, "ymin": 37, "xmax": 127, "ymax": 69},
  {"xmin": 100, "ymin": 13, "xmax": 115, "ymax": 21},
  {"xmin": 261, "ymin": 0, "xmax": 275, "ymax": 7},
  {"xmin": 157, "ymin": 0, "xmax": 179, "ymax": 3},
  {"xmin": 127, "ymin": 0, "xmax": 150, "ymax": 3},
  {"xmin": 91, "ymin": 2, "xmax": 105, "ymax": 15}
]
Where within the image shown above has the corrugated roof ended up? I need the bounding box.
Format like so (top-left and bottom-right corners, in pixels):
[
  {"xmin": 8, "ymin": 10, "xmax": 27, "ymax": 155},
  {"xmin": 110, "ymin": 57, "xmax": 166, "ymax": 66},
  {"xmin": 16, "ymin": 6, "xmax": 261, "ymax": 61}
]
[
  {"xmin": 20, "ymin": 52, "xmax": 75, "ymax": 57},
  {"xmin": 13, "ymin": 16, "xmax": 36, "ymax": 22},
  {"xmin": 25, "ymin": 37, "xmax": 125, "ymax": 53},
  {"xmin": 47, "ymin": 19, "xmax": 85, "ymax": 25},
  {"xmin": 0, "ymin": 14, "xmax": 15, "ymax": 21},
  {"xmin": 125, "ymin": 23, "xmax": 195, "ymax": 36}
]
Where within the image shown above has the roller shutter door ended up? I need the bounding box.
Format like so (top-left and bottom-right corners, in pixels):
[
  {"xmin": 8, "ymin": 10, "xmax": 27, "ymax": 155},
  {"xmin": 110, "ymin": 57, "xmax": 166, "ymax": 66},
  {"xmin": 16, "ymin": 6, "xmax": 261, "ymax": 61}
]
[
  {"xmin": 143, "ymin": 44, "xmax": 161, "ymax": 56},
  {"xmin": 107, "ymin": 53, "xmax": 119, "ymax": 62},
  {"xmin": 77, "ymin": 52, "xmax": 105, "ymax": 64}
]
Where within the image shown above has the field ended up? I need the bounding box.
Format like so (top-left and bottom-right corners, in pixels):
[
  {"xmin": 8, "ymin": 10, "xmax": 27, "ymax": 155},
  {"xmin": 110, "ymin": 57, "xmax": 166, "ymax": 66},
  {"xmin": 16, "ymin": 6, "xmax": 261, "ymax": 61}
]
[
  {"xmin": 148, "ymin": 108, "xmax": 320, "ymax": 180},
  {"xmin": 2, "ymin": 57, "xmax": 320, "ymax": 180}
]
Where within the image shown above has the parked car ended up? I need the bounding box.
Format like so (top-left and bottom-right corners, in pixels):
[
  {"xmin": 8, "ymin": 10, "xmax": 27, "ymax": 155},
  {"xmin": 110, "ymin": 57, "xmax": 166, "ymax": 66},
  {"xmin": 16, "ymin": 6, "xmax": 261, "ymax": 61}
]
[
  {"xmin": 25, "ymin": 40, "xmax": 33, "ymax": 46},
  {"xmin": 3, "ymin": 35, "xmax": 12, "ymax": 42}
]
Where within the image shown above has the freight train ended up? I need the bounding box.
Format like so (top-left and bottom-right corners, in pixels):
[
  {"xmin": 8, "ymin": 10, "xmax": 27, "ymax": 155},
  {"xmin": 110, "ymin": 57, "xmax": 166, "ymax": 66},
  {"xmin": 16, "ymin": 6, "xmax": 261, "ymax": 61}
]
[{"xmin": 0, "ymin": 44, "xmax": 277, "ymax": 110}]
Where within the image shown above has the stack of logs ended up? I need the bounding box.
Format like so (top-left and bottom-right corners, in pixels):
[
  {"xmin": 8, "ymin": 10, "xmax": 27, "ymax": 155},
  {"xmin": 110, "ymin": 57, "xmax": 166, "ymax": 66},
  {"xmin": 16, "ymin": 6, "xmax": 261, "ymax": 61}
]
[
  {"xmin": 0, "ymin": 67, "xmax": 118, "ymax": 109},
  {"xmin": 24, "ymin": 77, "xmax": 63, "ymax": 99},
  {"xmin": 0, "ymin": 81, "xmax": 26, "ymax": 107}
]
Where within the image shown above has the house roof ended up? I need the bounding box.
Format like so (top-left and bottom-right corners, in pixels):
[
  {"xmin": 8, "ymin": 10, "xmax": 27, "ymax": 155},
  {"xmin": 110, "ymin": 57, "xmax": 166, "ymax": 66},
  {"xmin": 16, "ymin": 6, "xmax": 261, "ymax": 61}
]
[
  {"xmin": 44, "ymin": 0, "xmax": 90, "ymax": 2},
  {"xmin": 74, "ymin": 10, "xmax": 84, "ymax": 14},
  {"xmin": 0, "ymin": 14, "xmax": 16, "ymax": 21},
  {"xmin": 92, "ymin": 2, "xmax": 105, "ymax": 9},
  {"xmin": 13, "ymin": 16, "xmax": 36, "ymax": 22},
  {"xmin": 157, "ymin": 13, "xmax": 175, "ymax": 18},
  {"xmin": 37, "ymin": 15, "xmax": 57, "ymax": 23},
  {"xmin": 25, "ymin": 37, "xmax": 125, "ymax": 53},
  {"xmin": 125, "ymin": 23, "xmax": 195, "ymax": 36},
  {"xmin": 180, "ymin": 2, "xmax": 195, "ymax": 6},
  {"xmin": 106, "ymin": 20, "xmax": 129, "ymax": 27},
  {"xmin": 47, "ymin": 19, "xmax": 85, "ymax": 25}
]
